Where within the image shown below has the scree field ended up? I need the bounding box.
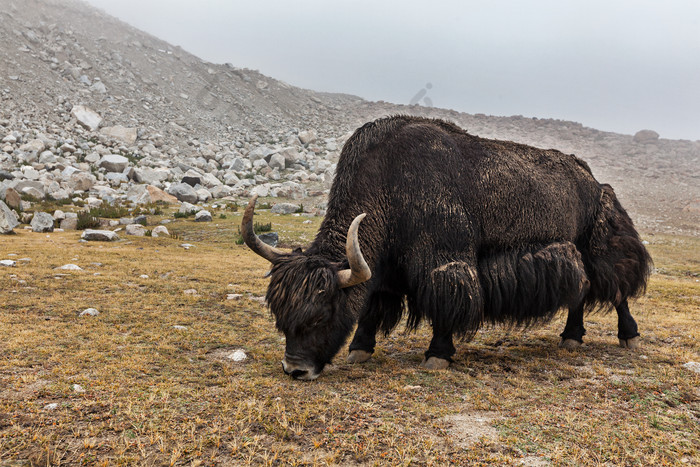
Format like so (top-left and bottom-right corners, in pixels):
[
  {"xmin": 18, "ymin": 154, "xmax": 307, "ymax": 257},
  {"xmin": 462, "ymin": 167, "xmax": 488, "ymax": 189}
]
[{"xmin": 1, "ymin": 206, "xmax": 698, "ymax": 466}]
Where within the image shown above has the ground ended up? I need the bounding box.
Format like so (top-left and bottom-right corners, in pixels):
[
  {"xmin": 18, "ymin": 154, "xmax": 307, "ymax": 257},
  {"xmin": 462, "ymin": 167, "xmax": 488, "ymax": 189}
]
[{"xmin": 0, "ymin": 208, "xmax": 698, "ymax": 466}]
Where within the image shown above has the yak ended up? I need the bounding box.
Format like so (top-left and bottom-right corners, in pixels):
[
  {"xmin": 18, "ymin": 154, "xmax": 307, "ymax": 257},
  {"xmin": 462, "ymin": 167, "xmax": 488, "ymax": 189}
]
[{"xmin": 241, "ymin": 115, "xmax": 651, "ymax": 380}]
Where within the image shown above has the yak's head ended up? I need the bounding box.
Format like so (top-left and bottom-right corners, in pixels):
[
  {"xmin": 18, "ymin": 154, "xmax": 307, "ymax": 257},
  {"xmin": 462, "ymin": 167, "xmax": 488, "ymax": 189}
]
[{"xmin": 241, "ymin": 196, "xmax": 371, "ymax": 380}]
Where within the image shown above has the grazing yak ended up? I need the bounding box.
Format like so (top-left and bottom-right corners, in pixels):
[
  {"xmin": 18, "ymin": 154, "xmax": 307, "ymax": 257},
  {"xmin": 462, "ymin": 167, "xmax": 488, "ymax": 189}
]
[{"xmin": 242, "ymin": 115, "xmax": 651, "ymax": 380}]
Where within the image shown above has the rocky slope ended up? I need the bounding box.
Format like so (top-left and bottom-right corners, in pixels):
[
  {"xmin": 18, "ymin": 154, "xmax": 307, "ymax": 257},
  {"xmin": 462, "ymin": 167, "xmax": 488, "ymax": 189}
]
[{"xmin": 1, "ymin": 0, "xmax": 698, "ymax": 235}]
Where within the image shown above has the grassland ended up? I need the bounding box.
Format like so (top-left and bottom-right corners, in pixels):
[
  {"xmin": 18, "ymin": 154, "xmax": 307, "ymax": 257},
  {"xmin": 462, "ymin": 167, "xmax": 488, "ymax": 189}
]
[{"xmin": 1, "ymin": 208, "xmax": 698, "ymax": 466}]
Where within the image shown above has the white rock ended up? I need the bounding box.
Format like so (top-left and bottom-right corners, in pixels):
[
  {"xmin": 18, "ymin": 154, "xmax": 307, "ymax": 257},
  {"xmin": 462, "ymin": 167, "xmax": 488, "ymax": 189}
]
[
  {"xmin": 226, "ymin": 294, "xmax": 243, "ymax": 300},
  {"xmin": 227, "ymin": 349, "xmax": 247, "ymax": 362},
  {"xmin": 72, "ymin": 384, "xmax": 85, "ymax": 393},
  {"xmin": 99, "ymin": 154, "xmax": 130, "ymax": 172},
  {"xmin": 44, "ymin": 403, "xmax": 59, "ymax": 410},
  {"xmin": 172, "ymin": 325, "xmax": 188, "ymax": 330},
  {"xmin": 55, "ymin": 264, "xmax": 82, "ymax": 271},
  {"xmin": 30, "ymin": 212, "xmax": 54, "ymax": 233},
  {"xmin": 151, "ymin": 225, "xmax": 169, "ymax": 237},
  {"xmin": 71, "ymin": 105, "xmax": 102, "ymax": 131},
  {"xmin": 183, "ymin": 289, "xmax": 198, "ymax": 295},
  {"xmin": 194, "ymin": 210, "xmax": 212, "ymax": 222},
  {"xmin": 125, "ymin": 224, "xmax": 146, "ymax": 236},
  {"xmin": 81, "ymin": 229, "xmax": 120, "ymax": 242},
  {"xmin": 80, "ymin": 308, "xmax": 100, "ymax": 316},
  {"xmin": 0, "ymin": 200, "xmax": 20, "ymax": 234},
  {"xmin": 139, "ymin": 274, "xmax": 149, "ymax": 279},
  {"xmin": 1, "ymin": 259, "xmax": 17, "ymax": 267},
  {"xmin": 683, "ymin": 362, "xmax": 700, "ymax": 374}
]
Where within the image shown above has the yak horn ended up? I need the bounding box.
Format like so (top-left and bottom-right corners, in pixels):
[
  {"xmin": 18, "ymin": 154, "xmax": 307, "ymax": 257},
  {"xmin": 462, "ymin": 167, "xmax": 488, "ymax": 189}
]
[
  {"xmin": 337, "ymin": 213, "xmax": 372, "ymax": 288},
  {"xmin": 241, "ymin": 195, "xmax": 287, "ymax": 262}
]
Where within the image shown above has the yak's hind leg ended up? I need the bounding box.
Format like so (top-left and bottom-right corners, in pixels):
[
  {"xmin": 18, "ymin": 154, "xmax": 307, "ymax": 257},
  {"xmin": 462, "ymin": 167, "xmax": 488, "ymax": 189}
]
[
  {"xmin": 348, "ymin": 291, "xmax": 404, "ymax": 363},
  {"xmin": 413, "ymin": 260, "xmax": 483, "ymax": 370}
]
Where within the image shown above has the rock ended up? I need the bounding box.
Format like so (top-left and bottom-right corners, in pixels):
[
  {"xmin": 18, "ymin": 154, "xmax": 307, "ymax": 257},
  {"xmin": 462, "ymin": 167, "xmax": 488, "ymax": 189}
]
[
  {"xmin": 44, "ymin": 403, "xmax": 59, "ymax": 410},
  {"xmin": 71, "ymin": 105, "xmax": 102, "ymax": 131},
  {"xmin": 99, "ymin": 154, "xmax": 130, "ymax": 172},
  {"xmin": 19, "ymin": 139, "xmax": 45, "ymax": 153},
  {"xmin": 53, "ymin": 210, "xmax": 66, "ymax": 221},
  {"xmin": 134, "ymin": 167, "xmax": 170, "ymax": 186},
  {"xmin": 0, "ymin": 201, "xmax": 20, "ymax": 234},
  {"xmin": 125, "ymin": 224, "xmax": 146, "ymax": 236},
  {"xmin": 195, "ymin": 210, "xmax": 212, "ymax": 222},
  {"xmin": 100, "ymin": 125, "xmax": 138, "ymax": 145},
  {"xmin": 167, "ymin": 182, "xmax": 198, "ymax": 203},
  {"xmin": 1, "ymin": 259, "xmax": 17, "ymax": 267},
  {"xmin": 3, "ymin": 187, "xmax": 21, "ymax": 210},
  {"xmin": 298, "ymin": 130, "xmax": 317, "ymax": 145},
  {"xmin": 80, "ymin": 308, "xmax": 100, "ymax": 316},
  {"xmin": 134, "ymin": 215, "xmax": 148, "ymax": 226},
  {"xmin": 151, "ymin": 225, "xmax": 169, "ymax": 237},
  {"xmin": 271, "ymin": 202, "xmax": 300, "ymax": 214},
  {"xmin": 70, "ymin": 172, "xmax": 96, "ymax": 191},
  {"xmin": 60, "ymin": 217, "xmax": 78, "ymax": 230},
  {"xmin": 90, "ymin": 80, "xmax": 107, "ymax": 93},
  {"xmin": 181, "ymin": 169, "xmax": 202, "ymax": 187},
  {"xmin": 81, "ymin": 229, "xmax": 120, "ymax": 242},
  {"xmin": 30, "ymin": 212, "xmax": 54, "ymax": 232},
  {"xmin": 268, "ymin": 153, "xmax": 286, "ymax": 170},
  {"xmin": 227, "ymin": 349, "xmax": 247, "ymax": 362},
  {"xmin": 259, "ymin": 232, "xmax": 279, "ymax": 247},
  {"xmin": 210, "ymin": 185, "xmax": 234, "ymax": 198},
  {"xmin": 683, "ymin": 362, "xmax": 700, "ymax": 374},
  {"xmin": 55, "ymin": 264, "xmax": 82, "ymax": 271},
  {"xmin": 633, "ymin": 129, "xmax": 660, "ymax": 144},
  {"xmin": 226, "ymin": 294, "xmax": 243, "ymax": 300},
  {"xmin": 178, "ymin": 201, "xmax": 201, "ymax": 213}
]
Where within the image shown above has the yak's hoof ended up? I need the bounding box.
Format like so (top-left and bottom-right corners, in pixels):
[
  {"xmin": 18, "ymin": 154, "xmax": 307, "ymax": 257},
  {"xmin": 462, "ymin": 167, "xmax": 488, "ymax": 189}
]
[
  {"xmin": 420, "ymin": 356, "xmax": 450, "ymax": 370},
  {"xmin": 619, "ymin": 336, "xmax": 641, "ymax": 350},
  {"xmin": 347, "ymin": 350, "xmax": 372, "ymax": 364},
  {"xmin": 559, "ymin": 339, "xmax": 583, "ymax": 350}
]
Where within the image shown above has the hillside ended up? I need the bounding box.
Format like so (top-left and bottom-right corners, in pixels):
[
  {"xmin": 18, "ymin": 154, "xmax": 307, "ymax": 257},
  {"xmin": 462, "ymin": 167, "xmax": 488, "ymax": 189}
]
[{"xmin": 1, "ymin": 0, "xmax": 698, "ymax": 234}]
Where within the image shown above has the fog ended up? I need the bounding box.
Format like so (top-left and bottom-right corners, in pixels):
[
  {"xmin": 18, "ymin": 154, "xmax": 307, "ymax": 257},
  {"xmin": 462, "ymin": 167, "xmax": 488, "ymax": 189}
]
[{"xmin": 84, "ymin": 0, "xmax": 700, "ymax": 140}]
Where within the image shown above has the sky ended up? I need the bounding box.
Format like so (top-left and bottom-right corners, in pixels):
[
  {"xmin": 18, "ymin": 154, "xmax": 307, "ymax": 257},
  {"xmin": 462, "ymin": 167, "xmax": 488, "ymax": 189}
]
[{"xmin": 84, "ymin": 0, "xmax": 700, "ymax": 140}]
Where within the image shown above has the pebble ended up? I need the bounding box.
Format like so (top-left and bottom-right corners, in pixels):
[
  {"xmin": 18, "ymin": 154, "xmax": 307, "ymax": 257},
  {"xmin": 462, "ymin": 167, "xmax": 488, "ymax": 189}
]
[
  {"xmin": 682, "ymin": 362, "xmax": 700, "ymax": 374},
  {"xmin": 172, "ymin": 325, "xmax": 188, "ymax": 330},
  {"xmin": 226, "ymin": 293, "xmax": 243, "ymax": 300},
  {"xmin": 183, "ymin": 288, "xmax": 198, "ymax": 295},
  {"xmin": 1, "ymin": 260, "xmax": 17, "ymax": 267},
  {"xmin": 139, "ymin": 274, "xmax": 149, "ymax": 279},
  {"xmin": 227, "ymin": 349, "xmax": 247, "ymax": 362},
  {"xmin": 44, "ymin": 403, "xmax": 59, "ymax": 410},
  {"xmin": 55, "ymin": 264, "xmax": 82, "ymax": 271},
  {"xmin": 79, "ymin": 308, "xmax": 100, "ymax": 317},
  {"xmin": 72, "ymin": 384, "xmax": 85, "ymax": 393}
]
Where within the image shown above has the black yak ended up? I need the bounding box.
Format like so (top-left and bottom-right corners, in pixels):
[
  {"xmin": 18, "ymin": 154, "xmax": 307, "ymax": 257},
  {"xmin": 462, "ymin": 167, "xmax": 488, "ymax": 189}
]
[{"xmin": 242, "ymin": 115, "xmax": 651, "ymax": 380}]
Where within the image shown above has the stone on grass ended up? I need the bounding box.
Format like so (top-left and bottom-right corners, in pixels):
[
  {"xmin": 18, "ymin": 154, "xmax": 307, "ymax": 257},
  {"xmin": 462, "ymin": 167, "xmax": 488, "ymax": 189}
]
[
  {"xmin": 151, "ymin": 225, "xmax": 169, "ymax": 237},
  {"xmin": 259, "ymin": 232, "xmax": 279, "ymax": 247},
  {"xmin": 167, "ymin": 182, "xmax": 198, "ymax": 203},
  {"xmin": 0, "ymin": 200, "xmax": 20, "ymax": 234},
  {"xmin": 31, "ymin": 212, "xmax": 54, "ymax": 232},
  {"xmin": 178, "ymin": 201, "xmax": 201, "ymax": 214},
  {"xmin": 1, "ymin": 259, "xmax": 17, "ymax": 267},
  {"xmin": 80, "ymin": 308, "xmax": 100, "ymax": 317},
  {"xmin": 60, "ymin": 217, "xmax": 78, "ymax": 230},
  {"xmin": 271, "ymin": 203, "xmax": 300, "ymax": 214},
  {"xmin": 55, "ymin": 264, "xmax": 82, "ymax": 271},
  {"xmin": 125, "ymin": 224, "xmax": 146, "ymax": 236},
  {"xmin": 683, "ymin": 362, "xmax": 700, "ymax": 374},
  {"xmin": 195, "ymin": 210, "xmax": 212, "ymax": 222},
  {"xmin": 227, "ymin": 349, "xmax": 247, "ymax": 362},
  {"xmin": 81, "ymin": 229, "xmax": 120, "ymax": 242}
]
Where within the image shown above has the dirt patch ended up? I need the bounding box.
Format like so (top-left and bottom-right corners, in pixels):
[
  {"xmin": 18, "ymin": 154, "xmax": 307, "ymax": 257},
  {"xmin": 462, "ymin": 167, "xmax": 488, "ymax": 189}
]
[{"xmin": 443, "ymin": 410, "xmax": 500, "ymax": 446}]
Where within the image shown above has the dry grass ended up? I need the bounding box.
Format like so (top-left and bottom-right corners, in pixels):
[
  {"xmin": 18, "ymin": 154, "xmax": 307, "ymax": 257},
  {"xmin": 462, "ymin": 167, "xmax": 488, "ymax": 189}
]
[{"xmin": 1, "ymin": 211, "xmax": 698, "ymax": 466}]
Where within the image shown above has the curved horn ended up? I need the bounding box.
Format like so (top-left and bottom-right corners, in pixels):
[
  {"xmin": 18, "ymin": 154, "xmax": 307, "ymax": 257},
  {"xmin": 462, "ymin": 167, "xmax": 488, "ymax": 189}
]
[
  {"xmin": 241, "ymin": 195, "xmax": 287, "ymax": 262},
  {"xmin": 337, "ymin": 213, "xmax": 372, "ymax": 288}
]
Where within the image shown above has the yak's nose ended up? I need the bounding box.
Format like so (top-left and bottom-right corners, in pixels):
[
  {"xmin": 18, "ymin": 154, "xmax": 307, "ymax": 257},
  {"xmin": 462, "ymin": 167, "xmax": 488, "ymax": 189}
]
[
  {"xmin": 290, "ymin": 369, "xmax": 309, "ymax": 379},
  {"xmin": 281, "ymin": 358, "xmax": 319, "ymax": 380}
]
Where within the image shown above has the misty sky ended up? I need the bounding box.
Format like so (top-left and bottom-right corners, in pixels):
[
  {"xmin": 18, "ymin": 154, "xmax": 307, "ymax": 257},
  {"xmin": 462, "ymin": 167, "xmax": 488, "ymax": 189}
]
[{"xmin": 84, "ymin": 0, "xmax": 700, "ymax": 140}]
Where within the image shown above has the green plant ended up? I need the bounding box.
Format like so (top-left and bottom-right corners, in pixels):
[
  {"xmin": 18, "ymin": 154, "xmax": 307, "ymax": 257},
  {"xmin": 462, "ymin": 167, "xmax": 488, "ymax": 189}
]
[
  {"xmin": 88, "ymin": 204, "xmax": 129, "ymax": 219},
  {"xmin": 174, "ymin": 210, "xmax": 198, "ymax": 219},
  {"xmin": 76, "ymin": 211, "xmax": 100, "ymax": 230},
  {"xmin": 219, "ymin": 213, "xmax": 227, "ymax": 219}
]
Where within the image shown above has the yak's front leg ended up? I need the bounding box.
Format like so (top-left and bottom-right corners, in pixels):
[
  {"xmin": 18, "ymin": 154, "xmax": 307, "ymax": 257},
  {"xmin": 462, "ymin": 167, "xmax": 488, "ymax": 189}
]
[
  {"xmin": 421, "ymin": 328, "xmax": 455, "ymax": 369},
  {"xmin": 347, "ymin": 291, "xmax": 403, "ymax": 363},
  {"xmin": 560, "ymin": 303, "xmax": 586, "ymax": 349},
  {"xmin": 616, "ymin": 299, "xmax": 641, "ymax": 349}
]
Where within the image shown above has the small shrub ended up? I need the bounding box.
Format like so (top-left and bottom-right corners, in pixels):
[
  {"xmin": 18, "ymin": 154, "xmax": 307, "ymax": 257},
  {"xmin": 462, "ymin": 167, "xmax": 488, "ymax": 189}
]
[
  {"xmin": 76, "ymin": 211, "xmax": 100, "ymax": 230},
  {"xmin": 219, "ymin": 213, "xmax": 227, "ymax": 219},
  {"xmin": 254, "ymin": 222, "xmax": 272, "ymax": 233},
  {"xmin": 90, "ymin": 205, "xmax": 128, "ymax": 219},
  {"xmin": 174, "ymin": 210, "xmax": 197, "ymax": 219},
  {"xmin": 295, "ymin": 204, "xmax": 304, "ymax": 213}
]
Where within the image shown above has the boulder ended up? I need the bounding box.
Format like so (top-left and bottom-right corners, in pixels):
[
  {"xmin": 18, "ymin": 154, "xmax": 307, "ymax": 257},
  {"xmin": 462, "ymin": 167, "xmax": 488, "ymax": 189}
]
[
  {"xmin": 0, "ymin": 200, "xmax": 19, "ymax": 234},
  {"xmin": 195, "ymin": 210, "xmax": 212, "ymax": 222},
  {"xmin": 99, "ymin": 154, "xmax": 130, "ymax": 172},
  {"xmin": 179, "ymin": 201, "xmax": 201, "ymax": 214},
  {"xmin": 181, "ymin": 169, "xmax": 202, "ymax": 187},
  {"xmin": 268, "ymin": 153, "xmax": 286, "ymax": 170},
  {"xmin": 298, "ymin": 130, "xmax": 317, "ymax": 145},
  {"xmin": 151, "ymin": 225, "xmax": 170, "ymax": 237},
  {"xmin": 134, "ymin": 167, "xmax": 170, "ymax": 186},
  {"xmin": 271, "ymin": 202, "xmax": 300, "ymax": 214},
  {"xmin": 60, "ymin": 217, "xmax": 78, "ymax": 230},
  {"xmin": 30, "ymin": 212, "xmax": 54, "ymax": 232},
  {"xmin": 259, "ymin": 232, "xmax": 279, "ymax": 247},
  {"xmin": 81, "ymin": 229, "xmax": 120, "ymax": 242},
  {"xmin": 633, "ymin": 129, "xmax": 660, "ymax": 144},
  {"xmin": 125, "ymin": 224, "xmax": 146, "ymax": 236},
  {"xmin": 71, "ymin": 105, "xmax": 102, "ymax": 131},
  {"xmin": 3, "ymin": 187, "xmax": 21, "ymax": 210},
  {"xmin": 167, "ymin": 182, "xmax": 198, "ymax": 203},
  {"xmin": 100, "ymin": 126, "xmax": 138, "ymax": 145},
  {"xmin": 19, "ymin": 139, "xmax": 45, "ymax": 153}
]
